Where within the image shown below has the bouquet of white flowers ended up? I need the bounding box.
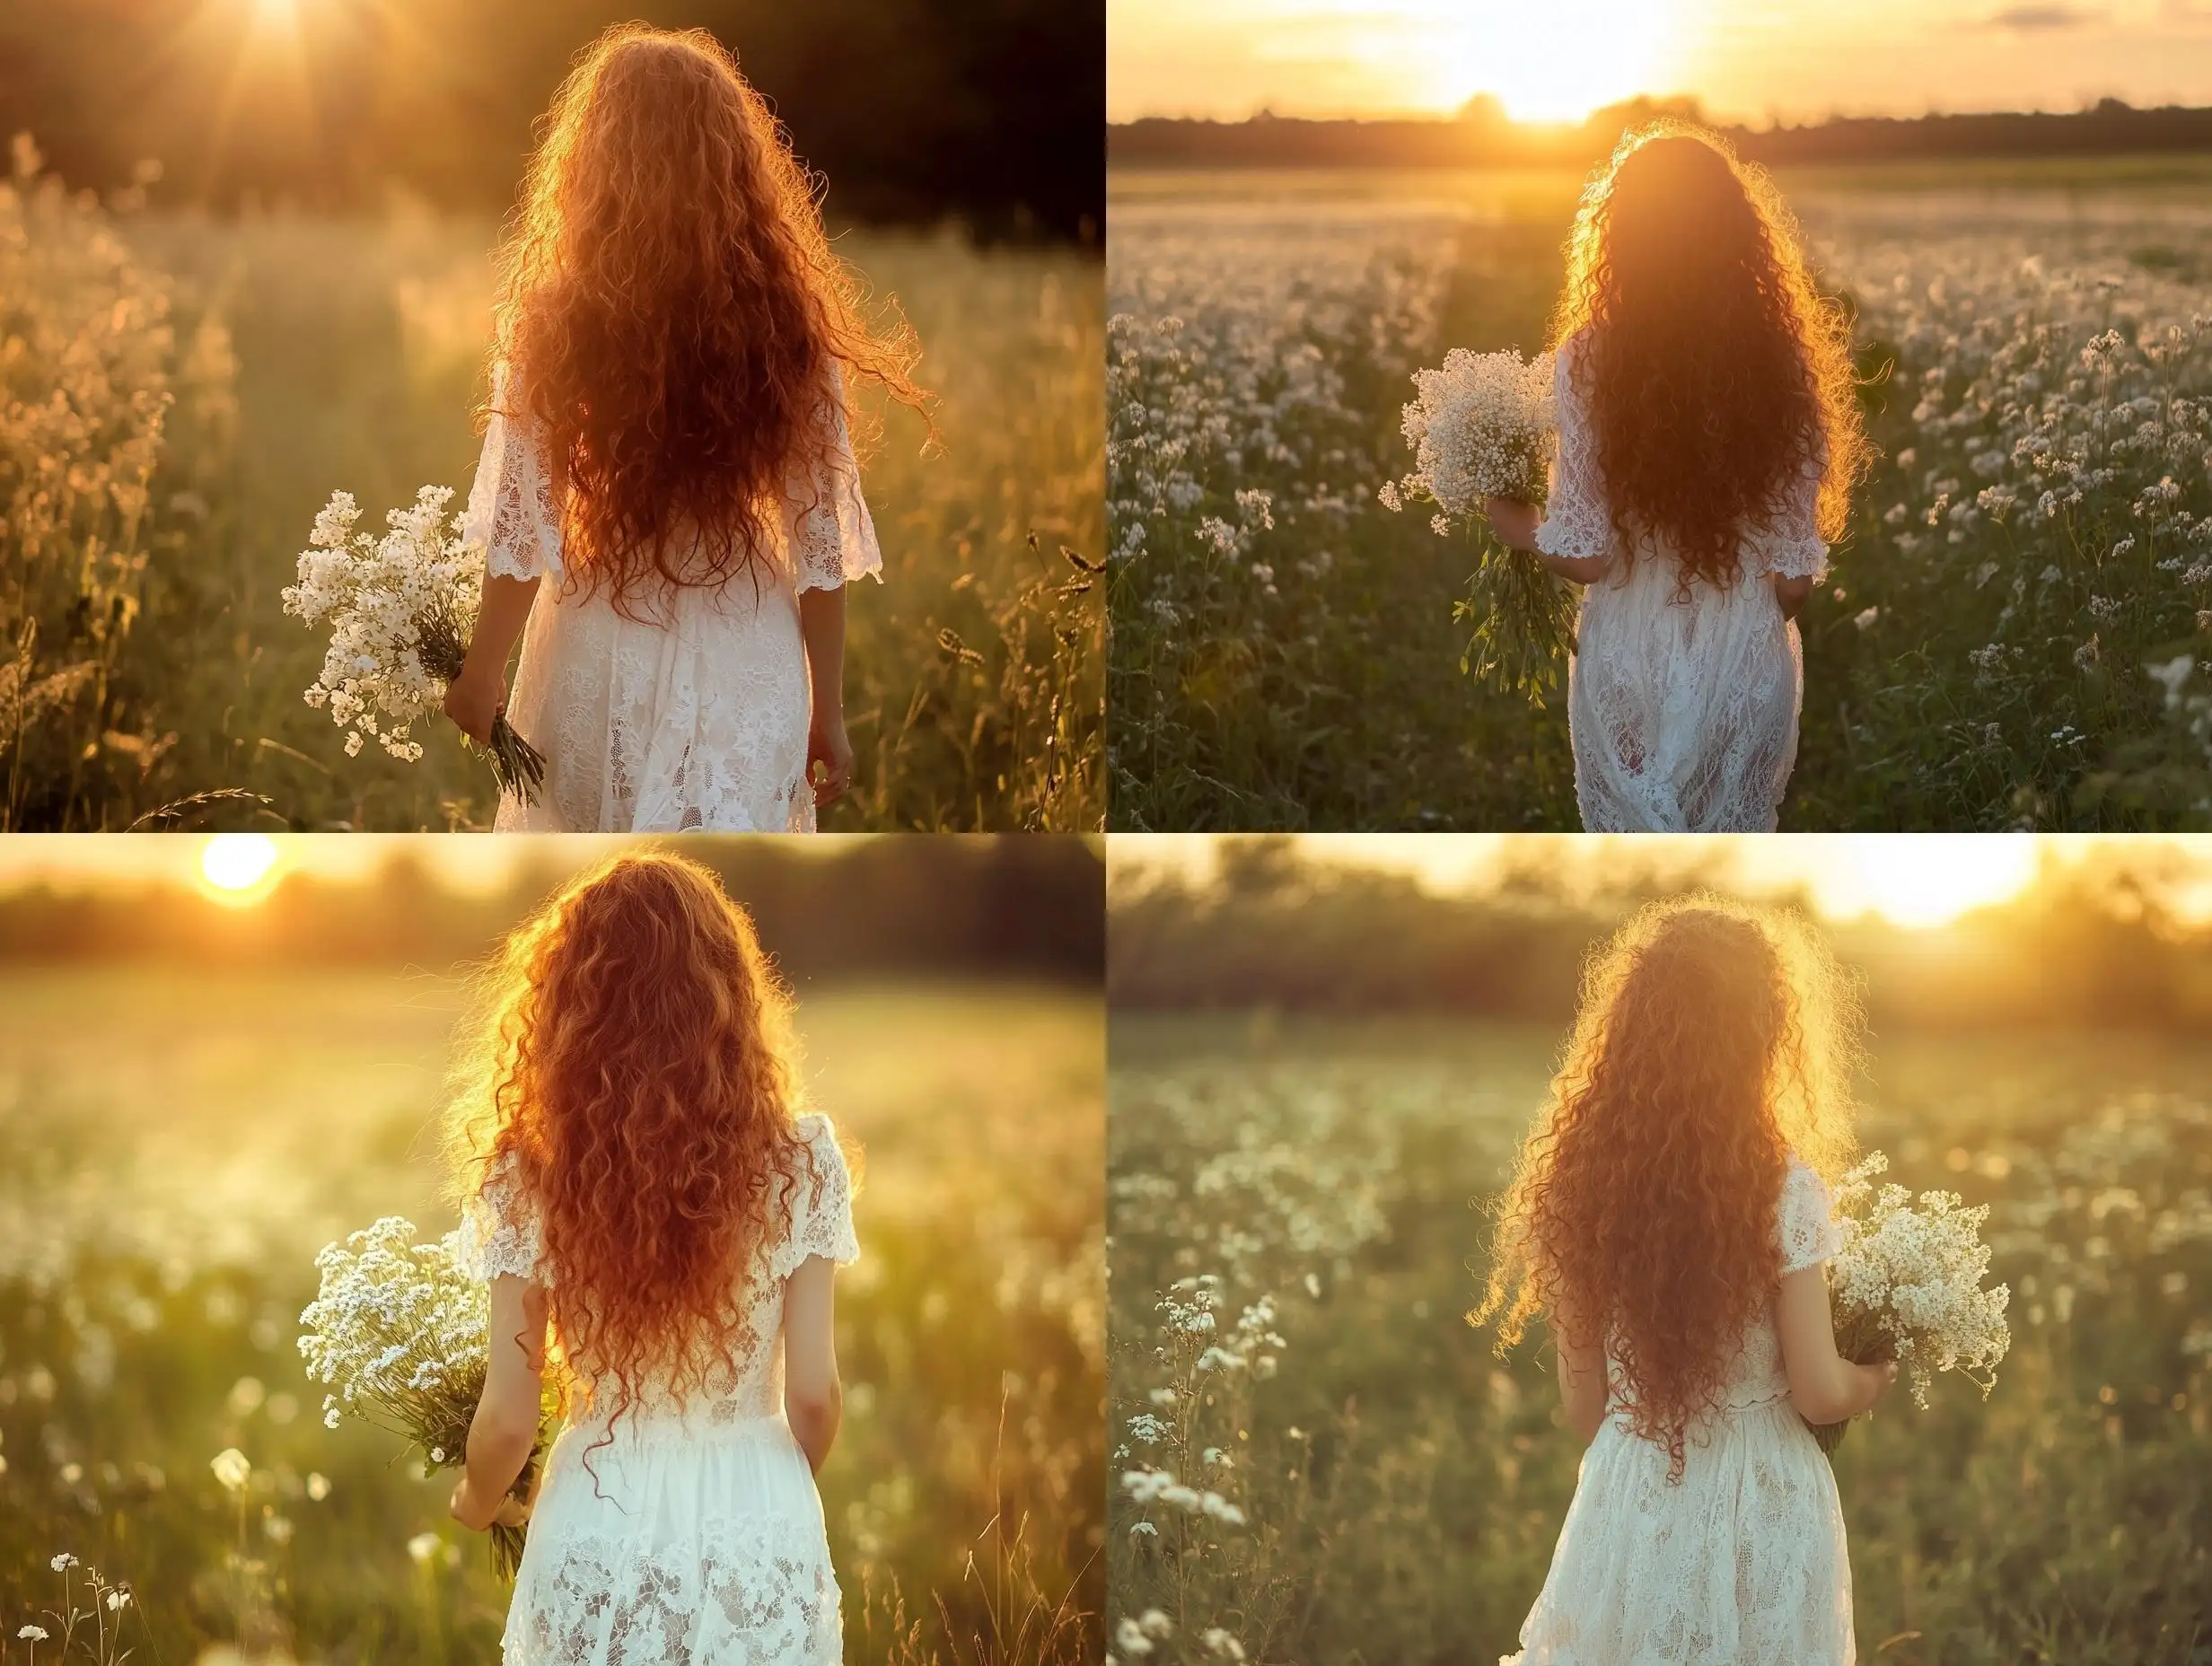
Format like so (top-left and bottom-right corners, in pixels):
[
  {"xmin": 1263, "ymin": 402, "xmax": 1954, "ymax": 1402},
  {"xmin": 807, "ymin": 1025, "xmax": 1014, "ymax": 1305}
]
[
  {"xmin": 298, "ymin": 1216, "xmax": 556, "ymax": 1577},
  {"xmin": 282, "ymin": 486, "xmax": 545, "ymax": 802},
  {"xmin": 1809, "ymin": 1153, "xmax": 2012, "ymax": 1453},
  {"xmin": 1382, "ymin": 347, "xmax": 1576, "ymax": 706}
]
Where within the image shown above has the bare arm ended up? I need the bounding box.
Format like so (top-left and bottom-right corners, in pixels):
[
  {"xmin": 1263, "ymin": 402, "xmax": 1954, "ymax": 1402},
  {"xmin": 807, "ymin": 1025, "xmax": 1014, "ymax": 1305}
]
[
  {"xmin": 1773, "ymin": 573, "xmax": 1816, "ymax": 623},
  {"xmin": 1776, "ymin": 1266, "xmax": 1899, "ymax": 1424},
  {"xmin": 443, "ymin": 572, "xmax": 541, "ymax": 744},
  {"xmin": 1484, "ymin": 495, "xmax": 1608, "ymax": 585},
  {"xmin": 1549, "ymin": 1288, "xmax": 1611, "ymax": 1445},
  {"xmin": 783, "ymin": 1254, "xmax": 842, "ymax": 1473},
  {"xmin": 797, "ymin": 586, "xmax": 853, "ymax": 809},
  {"xmin": 451, "ymin": 1274, "xmax": 547, "ymax": 1531}
]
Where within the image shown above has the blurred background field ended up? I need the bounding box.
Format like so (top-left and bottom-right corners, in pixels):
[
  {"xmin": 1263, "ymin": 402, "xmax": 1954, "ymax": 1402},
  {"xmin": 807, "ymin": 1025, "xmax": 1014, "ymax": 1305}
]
[
  {"xmin": 1106, "ymin": 155, "xmax": 2212, "ymax": 831},
  {"xmin": 0, "ymin": 834, "xmax": 1106, "ymax": 1663},
  {"xmin": 1106, "ymin": 834, "xmax": 2212, "ymax": 1664},
  {"xmin": 0, "ymin": 0, "xmax": 1103, "ymax": 832}
]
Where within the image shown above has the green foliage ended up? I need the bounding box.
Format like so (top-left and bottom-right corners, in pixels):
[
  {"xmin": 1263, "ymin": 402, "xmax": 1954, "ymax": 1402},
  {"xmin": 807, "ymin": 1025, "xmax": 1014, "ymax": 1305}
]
[{"xmin": 1108, "ymin": 1014, "xmax": 2212, "ymax": 1664}]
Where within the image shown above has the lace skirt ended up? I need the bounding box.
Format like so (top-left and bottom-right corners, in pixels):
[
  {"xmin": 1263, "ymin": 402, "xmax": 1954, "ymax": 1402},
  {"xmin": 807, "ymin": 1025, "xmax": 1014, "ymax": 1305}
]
[
  {"xmin": 1504, "ymin": 1399, "xmax": 1853, "ymax": 1666},
  {"xmin": 506, "ymin": 1412, "xmax": 840, "ymax": 1666},
  {"xmin": 1568, "ymin": 571, "xmax": 1803, "ymax": 834},
  {"xmin": 494, "ymin": 576, "xmax": 815, "ymax": 835}
]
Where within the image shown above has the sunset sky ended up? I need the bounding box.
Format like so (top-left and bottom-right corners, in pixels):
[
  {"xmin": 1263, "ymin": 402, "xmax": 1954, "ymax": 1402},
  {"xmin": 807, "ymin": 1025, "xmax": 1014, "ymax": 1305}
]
[
  {"xmin": 1108, "ymin": 0, "xmax": 2212, "ymax": 125},
  {"xmin": 1111, "ymin": 834, "xmax": 2212, "ymax": 930},
  {"xmin": 0, "ymin": 835, "xmax": 869, "ymax": 908}
]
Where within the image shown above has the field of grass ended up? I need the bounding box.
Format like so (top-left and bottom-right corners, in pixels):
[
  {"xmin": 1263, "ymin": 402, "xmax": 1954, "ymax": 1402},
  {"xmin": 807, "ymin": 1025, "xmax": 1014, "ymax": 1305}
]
[
  {"xmin": 1107, "ymin": 160, "xmax": 2212, "ymax": 830},
  {"xmin": 1107, "ymin": 1013, "xmax": 2212, "ymax": 1664},
  {"xmin": 0, "ymin": 971, "xmax": 1104, "ymax": 1663},
  {"xmin": 3, "ymin": 161, "xmax": 1102, "ymax": 830}
]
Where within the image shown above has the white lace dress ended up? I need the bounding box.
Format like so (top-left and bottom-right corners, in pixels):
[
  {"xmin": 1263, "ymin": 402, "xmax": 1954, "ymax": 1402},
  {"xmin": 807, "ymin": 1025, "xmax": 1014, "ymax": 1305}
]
[
  {"xmin": 1504, "ymin": 1160, "xmax": 1855, "ymax": 1666},
  {"xmin": 1533, "ymin": 334, "xmax": 1830, "ymax": 833},
  {"xmin": 452, "ymin": 1113, "xmax": 861, "ymax": 1666},
  {"xmin": 461, "ymin": 365, "xmax": 882, "ymax": 833}
]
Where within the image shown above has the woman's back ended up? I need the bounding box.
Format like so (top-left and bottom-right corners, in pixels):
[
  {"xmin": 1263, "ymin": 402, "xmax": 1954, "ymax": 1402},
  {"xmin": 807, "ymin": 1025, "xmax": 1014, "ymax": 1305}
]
[
  {"xmin": 458, "ymin": 1113, "xmax": 857, "ymax": 1665},
  {"xmin": 1602, "ymin": 1159, "xmax": 1839, "ymax": 1431},
  {"xmin": 1544, "ymin": 332, "xmax": 1824, "ymax": 832},
  {"xmin": 459, "ymin": 1112, "xmax": 855, "ymax": 1431}
]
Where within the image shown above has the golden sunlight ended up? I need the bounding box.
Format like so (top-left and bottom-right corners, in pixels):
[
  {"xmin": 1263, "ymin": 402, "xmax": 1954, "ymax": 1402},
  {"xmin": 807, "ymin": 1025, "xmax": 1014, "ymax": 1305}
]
[
  {"xmin": 1423, "ymin": 0, "xmax": 1681, "ymax": 123},
  {"xmin": 198, "ymin": 834, "xmax": 282, "ymax": 904},
  {"xmin": 1827, "ymin": 835, "xmax": 2042, "ymax": 929}
]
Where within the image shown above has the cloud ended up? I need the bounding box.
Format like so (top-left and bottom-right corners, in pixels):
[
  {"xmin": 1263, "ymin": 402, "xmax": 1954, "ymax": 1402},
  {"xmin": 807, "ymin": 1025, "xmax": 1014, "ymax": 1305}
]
[{"xmin": 1982, "ymin": 3, "xmax": 2102, "ymax": 28}]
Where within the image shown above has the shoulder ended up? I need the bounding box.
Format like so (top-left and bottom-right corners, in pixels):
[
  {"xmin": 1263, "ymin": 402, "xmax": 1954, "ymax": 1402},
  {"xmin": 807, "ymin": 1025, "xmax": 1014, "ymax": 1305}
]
[
  {"xmin": 1775, "ymin": 1156, "xmax": 1842, "ymax": 1271},
  {"xmin": 788, "ymin": 1114, "xmax": 851, "ymax": 1199},
  {"xmin": 1554, "ymin": 328, "xmax": 1593, "ymax": 384},
  {"xmin": 1779, "ymin": 1154, "xmax": 1830, "ymax": 1202}
]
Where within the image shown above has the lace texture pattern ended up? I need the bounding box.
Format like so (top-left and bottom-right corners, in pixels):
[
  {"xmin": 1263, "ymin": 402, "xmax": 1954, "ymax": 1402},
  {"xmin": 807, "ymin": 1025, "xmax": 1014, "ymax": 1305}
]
[
  {"xmin": 461, "ymin": 364, "xmax": 882, "ymax": 833},
  {"xmin": 454, "ymin": 1116, "xmax": 859, "ymax": 1665},
  {"xmin": 1505, "ymin": 1159, "xmax": 1852, "ymax": 1666},
  {"xmin": 1533, "ymin": 335, "xmax": 1829, "ymax": 834}
]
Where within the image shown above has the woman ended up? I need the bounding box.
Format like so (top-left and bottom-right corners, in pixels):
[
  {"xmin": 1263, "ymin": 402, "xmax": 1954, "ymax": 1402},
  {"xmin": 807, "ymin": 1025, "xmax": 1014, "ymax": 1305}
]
[
  {"xmin": 1474, "ymin": 898, "xmax": 1894, "ymax": 1664},
  {"xmin": 1487, "ymin": 124, "xmax": 1872, "ymax": 832},
  {"xmin": 446, "ymin": 851, "xmax": 859, "ymax": 1662},
  {"xmin": 443, "ymin": 24, "xmax": 927, "ymax": 832}
]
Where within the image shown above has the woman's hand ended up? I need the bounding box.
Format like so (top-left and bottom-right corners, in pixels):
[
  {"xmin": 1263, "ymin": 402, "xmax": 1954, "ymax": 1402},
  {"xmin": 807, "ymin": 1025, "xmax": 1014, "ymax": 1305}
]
[
  {"xmin": 1863, "ymin": 1359, "xmax": 1900, "ymax": 1407},
  {"xmin": 808, "ymin": 710, "xmax": 853, "ymax": 808},
  {"xmin": 449, "ymin": 1473, "xmax": 531, "ymax": 1531},
  {"xmin": 1484, "ymin": 495, "xmax": 1543, "ymax": 554},
  {"xmin": 443, "ymin": 662, "xmax": 505, "ymax": 746}
]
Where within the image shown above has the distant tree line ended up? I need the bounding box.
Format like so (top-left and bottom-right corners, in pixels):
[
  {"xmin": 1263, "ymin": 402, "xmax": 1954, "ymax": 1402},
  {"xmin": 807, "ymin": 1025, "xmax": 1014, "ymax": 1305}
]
[
  {"xmin": 0, "ymin": 0, "xmax": 1101, "ymax": 241},
  {"xmin": 1108, "ymin": 837, "xmax": 2212, "ymax": 1032},
  {"xmin": 1110, "ymin": 95, "xmax": 2212, "ymax": 174},
  {"xmin": 0, "ymin": 835, "xmax": 1105, "ymax": 983}
]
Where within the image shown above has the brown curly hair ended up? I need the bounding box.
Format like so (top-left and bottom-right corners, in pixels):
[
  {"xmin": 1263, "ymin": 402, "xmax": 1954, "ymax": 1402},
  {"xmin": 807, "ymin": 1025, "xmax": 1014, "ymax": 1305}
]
[
  {"xmin": 448, "ymin": 849, "xmax": 831, "ymax": 1432},
  {"xmin": 1472, "ymin": 895, "xmax": 1863, "ymax": 1476},
  {"xmin": 1552, "ymin": 123, "xmax": 1872, "ymax": 593},
  {"xmin": 493, "ymin": 23, "xmax": 928, "ymax": 616}
]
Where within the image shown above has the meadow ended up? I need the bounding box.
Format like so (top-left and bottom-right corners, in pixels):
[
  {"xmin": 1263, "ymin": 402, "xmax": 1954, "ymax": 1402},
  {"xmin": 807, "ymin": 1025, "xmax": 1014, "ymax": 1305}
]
[
  {"xmin": 0, "ymin": 970, "xmax": 1105, "ymax": 1663},
  {"xmin": 1107, "ymin": 1013, "xmax": 2212, "ymax": 1665},
  {"xmin": 1106, "ymin": 161, "xmax": 2212, "ymax": 830},
  {"xmin": 1, "ymin": 152, "xmax": 1103, "ymax": 831}
]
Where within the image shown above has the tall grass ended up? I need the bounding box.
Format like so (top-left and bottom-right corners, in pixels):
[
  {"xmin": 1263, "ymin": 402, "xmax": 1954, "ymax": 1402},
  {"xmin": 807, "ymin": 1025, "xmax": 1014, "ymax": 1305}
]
[{"xmin": 2, "ymin": 159, "xmax": 1102, "ymax": 829}]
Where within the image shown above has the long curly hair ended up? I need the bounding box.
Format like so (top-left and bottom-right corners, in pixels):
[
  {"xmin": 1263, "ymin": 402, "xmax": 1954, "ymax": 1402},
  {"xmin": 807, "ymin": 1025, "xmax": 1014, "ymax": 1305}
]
[
  {"xmin": 448, "ymin": 849, "xmax": 822, "ymax": 1431},
  {"xmin": 1551, "ymin": 123, "xmax": 1871, "ymax": 593},
  {"xmin": 1472, "ymin": 895, "xmax": 1863, "ymax": 1476},
  {"xmin": 492, "ymin": 23, "xmax": 927, "ymax": 615}
]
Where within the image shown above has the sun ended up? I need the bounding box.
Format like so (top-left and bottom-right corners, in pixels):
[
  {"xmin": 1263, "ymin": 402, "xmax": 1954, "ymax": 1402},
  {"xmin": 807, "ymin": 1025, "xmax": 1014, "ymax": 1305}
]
[
  {"xmin": 198, "ymin": 834, "xmax": 282, "ymax": 905},
  {"xmin": 1415, "ymin": 0, "xmax": 1682, "ymax": 123},
  {"xmin": 1834, "ymin": 835, "xmax": 2042, "ymax": 930}
]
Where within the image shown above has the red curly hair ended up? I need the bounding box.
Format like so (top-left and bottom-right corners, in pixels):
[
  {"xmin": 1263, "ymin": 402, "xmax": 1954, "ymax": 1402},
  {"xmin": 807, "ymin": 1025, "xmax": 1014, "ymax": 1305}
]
[
  {"xmin": 1473, "ymin": 896, "xmax": 1862, "ymax": 1476},
  {"xmin": 449, "ymin": 849, "xmax": 828, "ymax": 1429},
  {"xmin": 1553, "ymin": 123, "xmax": 1871, "ymax": 593},
  {"xmin": 493, "ymin": 23, "xmax": 927, "ymax": 615}
]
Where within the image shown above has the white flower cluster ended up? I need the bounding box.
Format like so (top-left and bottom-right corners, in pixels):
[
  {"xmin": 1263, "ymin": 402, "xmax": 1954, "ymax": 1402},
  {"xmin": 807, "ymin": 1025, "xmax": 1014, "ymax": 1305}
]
[
  {"xmin": 281, "ymin": 487, "xmax": 482, "ymax": 764},
  {"xmin": 296, "ymin": 1215, "xmax": 491, "ymax": 1445},
  {"xmin": 1121, "ymin": 1465, "xmax": 1248, "ymax": 1527},
  {"xmin": 1829, "ymin": 1153, "xmax": 2013, "ymax": 1407},
  {"xmin": 1385, "ymin": 346, "xmax": 1557, "ymax": 522}
]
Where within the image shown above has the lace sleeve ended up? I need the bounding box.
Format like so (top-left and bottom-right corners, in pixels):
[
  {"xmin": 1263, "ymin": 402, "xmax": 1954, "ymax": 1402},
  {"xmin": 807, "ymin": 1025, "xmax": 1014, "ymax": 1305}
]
[
  {"xmin": 1532, "ymin": 334, "xmax": 1611, "ymax": 564},
  {"xmin": 1777, "ymin": 1161, "xmax": 1844, "ymax": 1276},
  {"xmin": 452, "ymin": 1155, "xmax": 547, "ymax": 1285},
  {"xmin": 1751, "ymin": 443, "xmax": 1830, "ymax": 582},
  {"xmin": 785, "ymin": 361, "xmax": 882, "ymax": 595},
  {"xmin": 461, "ymin": 362, "xmax": 565, "ymax": 584},
  {"xmin": 778, "ymin": 1115, "xmax": 860, "ymax": 1275}
]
